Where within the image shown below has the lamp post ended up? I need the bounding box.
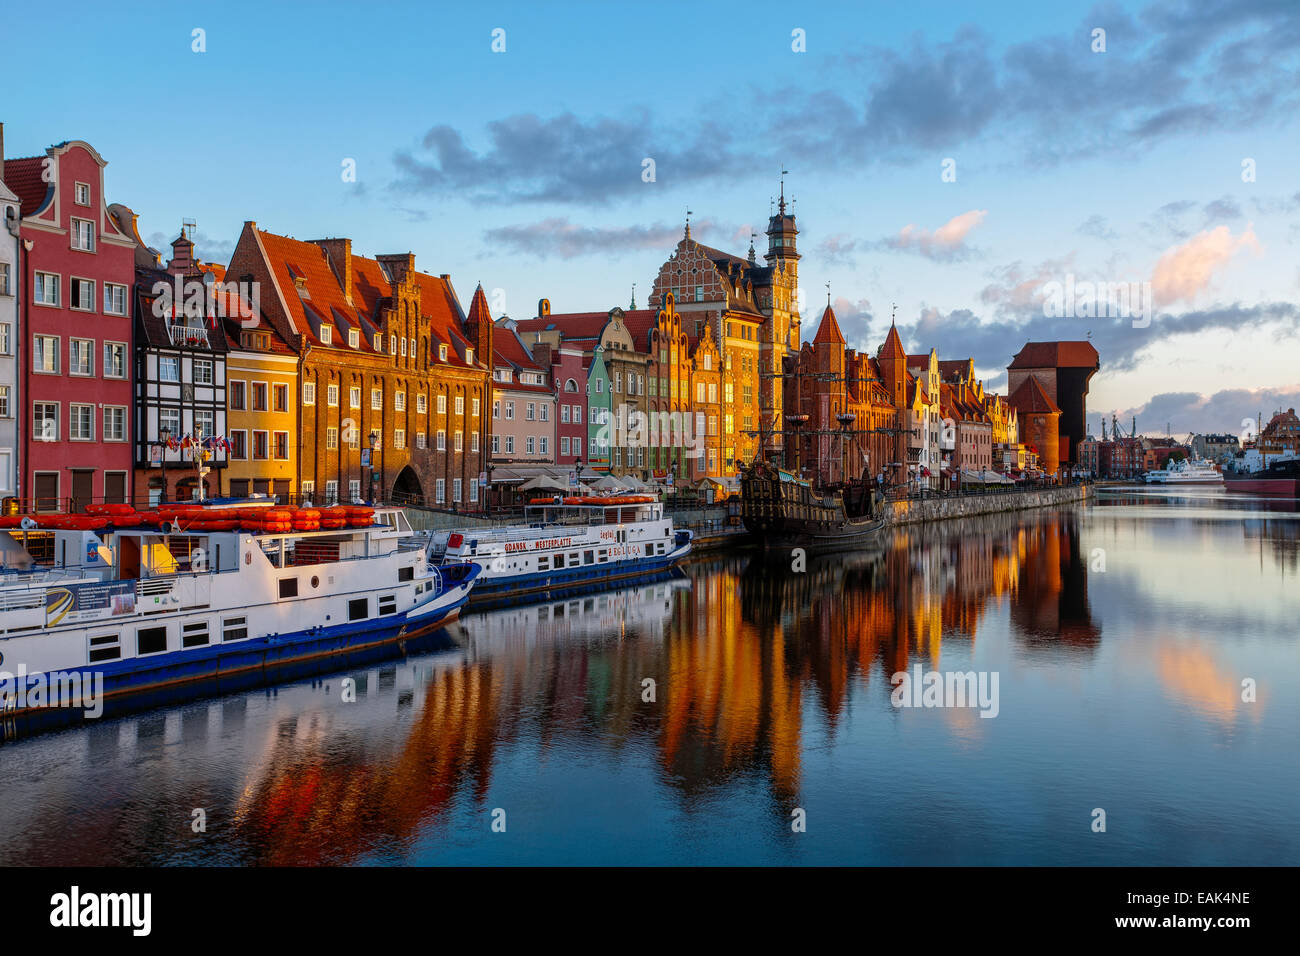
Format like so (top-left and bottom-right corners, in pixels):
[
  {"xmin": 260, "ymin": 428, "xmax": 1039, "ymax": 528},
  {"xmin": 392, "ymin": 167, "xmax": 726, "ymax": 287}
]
[
  {"xmin": 368, "ymin": 431, "xmax": 379, "ymax": 504},
  {"xmin": 836, "ymin": 412, "xmax": 856, "ymax": 486},
  {"xmin": 486, "ymin": 462, "xmax": 495, "ymax": 513},
  {"xmin": 159, "ymin": 425, "xmax": 171, "ymax": 504}
]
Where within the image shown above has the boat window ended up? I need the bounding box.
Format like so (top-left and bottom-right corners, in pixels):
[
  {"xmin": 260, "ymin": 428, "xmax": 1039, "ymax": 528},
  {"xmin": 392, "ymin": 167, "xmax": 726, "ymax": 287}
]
[
  {"xmin": 598, "ymin": 549, "xmax": 607, "ymax": 561},
  {"xmin": 278, "ymin": 578, "xmax": 298, "ymax": 599},
  {"xmin": 137, "ymin": 626, "xmax": 168, "ymax": 656},
  {"xmin": 182, "ymin": 621, "xmax": 211, "ymax": 648},
  {"xmin": 554, "ymin": 554, "xmax": 566, "ymax": 569},
  {"xmin": 378, "ymin": 595, "xmax": 397, "ymax": 616},
  {"xmin": 349, "ymin": 598, "xmax": 368, "ymax": 621},
  {"xmin": 88, "ymin": 632, "xmax": 121, "ymax": 663},
  {"xmin": 584, "ymin": 550, "xmax": 594, "ymax": 565},
  {"xmin": 569, "ymin": 553, "xmax": 580, "ymax": 566},
  {"xmin": 223, "ymin": 616, "xmax": 248, "ymax": 642},
  {"xmin": 398, "ymin": 566, "xmax": 414, "ymax": 582},
  {"xmin": 538, "ymin": 557, "xmax": 549, "ymax": 570}
]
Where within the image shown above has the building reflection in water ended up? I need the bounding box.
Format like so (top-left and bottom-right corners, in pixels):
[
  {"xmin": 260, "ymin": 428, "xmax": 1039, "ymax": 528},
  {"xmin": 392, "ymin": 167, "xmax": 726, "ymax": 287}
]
[{"xmin": 0, "ymin": 510, "xmax": 1102, "ymax": 865}]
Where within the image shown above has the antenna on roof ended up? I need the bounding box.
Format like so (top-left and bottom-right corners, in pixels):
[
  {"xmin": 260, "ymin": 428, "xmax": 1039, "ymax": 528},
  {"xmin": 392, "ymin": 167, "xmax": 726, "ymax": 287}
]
[
  {"xmin": 684, "ymin": 208, "xmax": 692, "ymax": 240},
  {"xmin": 182, "ymin": 218, "xmax": 196, "ymax": 241}
]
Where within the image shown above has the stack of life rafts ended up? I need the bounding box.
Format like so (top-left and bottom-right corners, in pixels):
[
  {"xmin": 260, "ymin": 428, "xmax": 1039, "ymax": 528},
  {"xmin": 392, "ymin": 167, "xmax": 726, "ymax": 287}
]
[{"xmin": 0, "ymin": 502, "xmax": 376, "ymax": 534}]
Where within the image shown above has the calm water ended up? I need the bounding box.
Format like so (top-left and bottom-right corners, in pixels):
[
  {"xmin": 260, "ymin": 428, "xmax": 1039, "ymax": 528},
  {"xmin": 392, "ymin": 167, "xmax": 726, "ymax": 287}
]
[{"xmin": 2, "ymin": 488, "xmax": 1297, "ymax": 865}]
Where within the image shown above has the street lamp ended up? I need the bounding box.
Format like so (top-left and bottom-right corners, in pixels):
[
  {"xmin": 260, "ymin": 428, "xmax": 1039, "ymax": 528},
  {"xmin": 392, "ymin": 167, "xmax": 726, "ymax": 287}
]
[
  {"xmin": 368, "ymin": 432, "xmax": 379, "ymax": 504},
  {"xmin": 159, "ymin": 425, "xmax": 171, "ymax": 504},
  {"xmin": 486, "ymin": 461, "xmax": 495, "ymax": 512},
  {"xmin": 836, "ymin": 412, "xmax": 856, "ymax": 486}
]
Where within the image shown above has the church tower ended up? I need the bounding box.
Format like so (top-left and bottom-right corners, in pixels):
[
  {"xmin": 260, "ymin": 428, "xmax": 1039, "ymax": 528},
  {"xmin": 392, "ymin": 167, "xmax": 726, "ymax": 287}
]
[{"xmin": 760, "ymin": 176, "xmax": 802, "ymax": 456}]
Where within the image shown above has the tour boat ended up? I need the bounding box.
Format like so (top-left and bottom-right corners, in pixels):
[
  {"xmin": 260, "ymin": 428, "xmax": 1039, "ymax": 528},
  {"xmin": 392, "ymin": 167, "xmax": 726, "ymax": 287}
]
[
  {"xmin": 0, "ymin": 501, "xmax": 479, "ymax": 719},
  {"xmin": 425, "ymin": 494, "xmax": 692, "ymax": 602},
  {"xmin": 740, "ymin": 459, "xmax": 886, "ymax": 553},
  {"xmin": 1142, "ymin": 457, "xmax": 1223, "ymax": 484}
]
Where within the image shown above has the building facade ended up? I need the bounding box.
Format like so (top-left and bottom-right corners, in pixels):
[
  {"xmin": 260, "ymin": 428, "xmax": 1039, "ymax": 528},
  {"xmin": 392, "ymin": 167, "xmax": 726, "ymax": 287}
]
[
  {"xmin": 4, "ymin": 139, "xmax": 136, "ymax": 510},
  {"xmin": 0, "ymin": 145, "xmax": 19, "ymax": 499}
]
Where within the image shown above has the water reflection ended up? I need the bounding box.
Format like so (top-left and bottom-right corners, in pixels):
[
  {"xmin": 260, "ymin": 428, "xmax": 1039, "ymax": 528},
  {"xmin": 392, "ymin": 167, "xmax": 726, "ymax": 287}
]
[{"xmin": 1, "ymin": 499, "xmax": 1296, "ymax": 865}]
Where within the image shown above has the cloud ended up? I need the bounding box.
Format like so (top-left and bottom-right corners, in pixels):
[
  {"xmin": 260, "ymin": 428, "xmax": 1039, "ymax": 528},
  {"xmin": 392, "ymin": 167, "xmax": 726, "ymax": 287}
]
[
  {"xmin": 145, "ymin": 230, "xmax": 235, "ymax": 268},
  {"xmin": 879, "ymin": 210, "xmax": 988, "ymax": 261},
  {"xmin": 392, "ymin": 111, "xmax": 736, "ymax": 204},
  {"xmin": 1151, "ymin": 224, "xmax": 1262, "ymax": 305},
  {"xmin": 483, "ymin": 217, "xmax": 729, "ymax": 260},
  {"xmin": 1113, "ymin": 386, "xmax": 1300, "ymax": 436},
  {"xmin": 387, "ymin": 0, "xmax": 1300, "ymax": 204},
  {"xmin": 1076, "ymin": 215, "xmax": 1117, "ymax": 241},
  {"xmin": 824, "ymin": 296, "xmax": 876, "ymax": 350}
]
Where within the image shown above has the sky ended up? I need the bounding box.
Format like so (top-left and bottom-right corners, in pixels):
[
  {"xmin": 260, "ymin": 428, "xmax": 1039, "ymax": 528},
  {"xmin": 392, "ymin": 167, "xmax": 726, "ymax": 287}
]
[{"xmin": 4, "ymin": 0, "xmax": 1297, "ymax": 438}]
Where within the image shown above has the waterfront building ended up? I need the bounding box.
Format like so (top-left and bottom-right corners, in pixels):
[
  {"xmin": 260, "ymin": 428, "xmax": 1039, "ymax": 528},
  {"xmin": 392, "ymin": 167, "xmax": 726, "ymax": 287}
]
[
  {"xmin": 940, "ymin": 381, "xmax": 994, "ymax": 480},
  {"xmin": 624, "ymin": 293, "xmax": 693, "ymax": 485},
  {"xmin": 686, "ymin": 321, "xmax": 723, "ymax": 483},
  {"xmin": 1258, "ymin": 408, "xmax": 1300, "ymax": 459},
  {"xmin": 225, "ymin": 225, "xmax": 491, "ymax": 508},
  {"xmin": 586, "ymin": 347, "xmax": 612, "ymax": 474},
  {"xmin": 514, "ymin": 303, "xmax": 647, "ymax": 478},
  {"xmin": 489, "ymin": 317, "xmax": 556, "ymax": 485},
  {"xmin": 4, "ymin": 139, "xmax": 136, "ymax": 510},
  {"xmin": 1006, "ymin": 341, "xmax": 1099, "ymax": 470},
  {"xmin": 0, "ymin": 136, "xmax": 18, "ymax": 499},
  {"xmin": 1009, "ymin": 375, "xmax": 1062, "ymax": 476},
  {"xmin": 1189, "ymin": 432, "xmax": 1240, "ymax": 464},
  {"xmin": 128, "ymin": 227, "xmax": 230, "ymax": 502},
  {"xmin": 524, "ymin": 336, "xmax": 587, "ymax": 471}
]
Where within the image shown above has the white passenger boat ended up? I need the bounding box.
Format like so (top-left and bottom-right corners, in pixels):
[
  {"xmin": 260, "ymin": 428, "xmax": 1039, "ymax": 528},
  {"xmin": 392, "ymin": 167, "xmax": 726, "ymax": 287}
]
[
  {"xmin": 1142, "ymin": 458, "xmax": 1223, "ymax": 484},
  {"xmin": 0, "ymin": 502, "xmax": 479, "ymax": 720},
  {"xmin": 425, "ymin": 494, "xmax": 692, "ymax": 602}
]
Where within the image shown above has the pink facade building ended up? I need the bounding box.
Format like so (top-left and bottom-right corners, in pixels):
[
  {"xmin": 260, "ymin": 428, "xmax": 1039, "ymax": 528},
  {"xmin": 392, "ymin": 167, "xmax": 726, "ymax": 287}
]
[{"xmin": 4, "ymin": 140, "xmax": 136, "ymax": 509}]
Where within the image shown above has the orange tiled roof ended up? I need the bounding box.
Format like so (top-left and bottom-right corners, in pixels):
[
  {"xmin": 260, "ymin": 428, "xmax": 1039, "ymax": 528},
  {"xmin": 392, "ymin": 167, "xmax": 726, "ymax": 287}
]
[
  {"xmin": 1009, "ymin": 341, "xmax": 1100, "ymax": 370},
  {"xmin": 1, "ymin": 156, "xmax": 53, "ymax": 216},
  {"xmin": 812, "ymin": 304, "xmax": 846, "ymax": 345}
]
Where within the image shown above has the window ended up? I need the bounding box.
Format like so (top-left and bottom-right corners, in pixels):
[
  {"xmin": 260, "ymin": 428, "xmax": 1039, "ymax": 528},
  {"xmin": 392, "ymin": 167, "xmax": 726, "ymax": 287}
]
[
  {"xmin": 326, "ymin": 384, "xmax": 339, "ymax": 407},
  {"xmin": 0, "ymin": 385, "xmax": 8, "ymax": 418},
  {"xmin": 348, "ymin": 479, "xmax": 360, "ymax": 502},
  {"xmin": 374, "ymin": 333, "xmax": 383, "ymax": 352},
  {"xmin": 471, "ymin": 432, "xmax": 480, "ymax": 453},
  {"xmin": 526, "ymin": 403, "xmax": 535, "ymax": 421},
  {"xmin": 34, "ymin": 272, "xmax": 59, "ymax": 306},
  {"xmin": 561, "ymin": 405, "xmax": 570, "ymax": 424},
  {"xmin": 159, "ymin": 355, "xmax": 180, "ymax": 382},
  {"xmin": 394, "ymin": 429, "xmax": 405, "ymax": 450},
  {"xmin": 491, "ymin": 435, "xmax": 500, "ymax": 453},
  {"xmin": 439, "ymin": 344, "xmax": 448, "ymax": 361},
  {"xmin": 71, "ymin": 218, "xmax": 95, "ymax": 252},
  {"xmin": 371, "ymin": 388, "xmax": 382, "ymax": 410},
  {"xmin": 472, "ymin": 397, "xmax": 480, "ymax": 416},
  {"xmin": 526, "ymin": 436, "xmax": 535, "ymax": 455},
  {"xmin": 400, "ymin": 337, "xmax": 407, "ymax": 357},
  {"xmin": 159, "ymin": 406, "xmax": 181, "ymax": 438},
  {"xmin": 103, "ymin": 406, "xmax": 126, "ymax": 441},
  {"xmin": 493, "ymin": 400, "xmax": 500, "ymax": 419},
  {"xmin": 182, "ymin": 621, "xmax": 210, "ymax": 649},
  {"xmin": 417, "ymin": 393, "xmax": 427, "ymax": 414},
  {"xmin": 137, "ymin": 626, "xmax": 168, "ymax": 656},
  {"xmin": 348, "ymin": 598, "xmax": 368, "ymax": 621},
  {"xmin": 436, "ymin": 429, "xmax": 445, "ymax": 451},
  {"xmin": 395, "ymin": 392, "xmax": 406, "ymax": 412},
  {"xmin": 69, "ymin": 278, "xmax": 94, "ymax": 311},
  {"xmin": 193, "ymin": 358, "xmax": 213, "ymax": 385},
  {"xmin": 69, "ymin": 338, "xmax": 93, "ymax": 375},
  {"xmin": 34, "ymin": 402, "xmax": 58, "ymax": 441},
  {"xmin": 303, "ymin": 382, "xmax": 316, "ymax": 405},
  {"xmin": 453, "ymin": 478, "xmax": 462, "ymax": 502},
  {"xmin": 230, "ymin": 380, "xmax": 247, "ymax": 410},
  {"xmin": 88, "ymin": 632, "xmax": 121, "ymax": 663},
  {"xmin": 505, "ymin": 401, "xmax": 514, "ymax": 420},
  {"xmin": 253, "ymin": 431, "xmax": 269, "ymax": 459},
  {"xmin": 229, "ymin": 430, "xmax": 247, "ymax": 459},
  {"xmin": 0, "ymin": 263, "xmax": 8, "ymax": 296},
  {"xmin": 33, "ymin": 336, "xmax": 59, "ymax": 373},
  {"xmin": 454, "ymin": 395, "xmax": 464, "ymax": 415},
  {"xmin": 103, "ymin": 283, "xmax": 127, "ymax": 315},
  {"xmin": 273, "ymin": 432, "xmax": 289, "ymax": 460},
  {"xmin": 505, "ymin": 436, "xmax": 514, "ymax": 454},
  {"xmin": 279, "ymin": 578, "xmax": 298, "ymax": 599},
  {"xmin": 540, "ymin": 404, "xmax": 549, "ymax": 422},
  {"xmin": 572, "ymin": 437, "xmax": 583, "ymax": 458},
  {"xmin": 0, "ymin": 324, "xmax": 8, "ymax": 355},
  {"xmin": 539, "ymin": 437, "xmax": 548, "ymax": 456},
  {"xmin": 348, "ymin": 328, "xmax": 359, "ymax": 348},
  {"xmin": 324, "ymin": 479, "xmax": 338, "ymax": 504},
  {"xmin": 390, "ymin": 336, "xmax": 398, "ymax": 356},
  {"xmin": 469, "ymin": 478, "xmax": 479, "ymax": 503},
  {"xmin": 326, "ymin": 427, "xmax": 338, "ymax": 450},
  {"xmin": 466, "ymin": 347, "xmax": 474, "ymax": 365},
  {"xmin": 318, "ymin": 324, "xmax": 332, "ymax": 345},
  {"xmin": 273, "ymin": 383, "xmax": 288, "ymax": 412},
  {"xmin": 378, "ymin": 594, "xmax": 398, "ymax": 616},
  {"xmin": 437, "ymin": 394, "xmax": 446, "ymax": 414},
  {"xmin": 416, "ymin": 432, "xmax": 427, "ymax": 449},
  {"xmin": 435, "ymin": 479, "xmax": 446, "ymax": 503},
  {"xmin": 252, "ymin": 382, "xmax": 268, "ymax": 411},
  {"xmin": 454, "ymin": 430, "xmax": 463, "ymax": 452}
]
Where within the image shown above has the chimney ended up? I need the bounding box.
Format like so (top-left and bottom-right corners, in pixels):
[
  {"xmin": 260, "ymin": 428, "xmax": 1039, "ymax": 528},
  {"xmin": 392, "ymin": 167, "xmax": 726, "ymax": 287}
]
[
  {"xmin": 313, "ymin": 238, "xmax": 353, "ymax": 302},
  {"xmin": 376, "ymin": 252, "xmax": 415, "ymax": 284}
]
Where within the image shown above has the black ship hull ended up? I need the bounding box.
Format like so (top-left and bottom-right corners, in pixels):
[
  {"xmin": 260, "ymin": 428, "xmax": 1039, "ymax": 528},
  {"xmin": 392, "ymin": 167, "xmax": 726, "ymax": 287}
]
[{"xmin": 740, "ymin": 460, "xmax": 887, "ymax": 554}]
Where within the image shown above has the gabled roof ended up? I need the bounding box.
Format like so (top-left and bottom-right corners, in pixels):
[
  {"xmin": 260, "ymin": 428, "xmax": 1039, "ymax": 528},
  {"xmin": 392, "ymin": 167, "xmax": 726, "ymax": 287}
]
[
  {"xmin": 1009, "ymin": 375, "xmax": 1061, "ymax": 414},
  {"xmin": 812, "ymin": 304, "xmax": 845, "ymax": 345},
  {"xmin": 880, "ymin": 322, "xmax": 906, "ymax": 359},
  {"xmin": 514, "ymin": 311, "xmax": 613, "ymax": 341},
  {"xmin": 1, "ymin": 156, "xmax": 52, "ymax": 216},
  {"xmin": 1009, "ymin": 341, "xmax": 1100, "ymax": 370}
]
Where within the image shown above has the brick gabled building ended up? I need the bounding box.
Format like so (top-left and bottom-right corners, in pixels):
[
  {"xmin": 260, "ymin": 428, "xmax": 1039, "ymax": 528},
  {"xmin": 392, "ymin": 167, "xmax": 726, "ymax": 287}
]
[
  {"xmin": 1009, "ymin": 375, "xmax": 1062, "ymax": 475},
  {"xmin": 622, "ymin": 293, "xmax": 693, "ymax": 483},
  {"xmin": 1007, "ymin": 341, "xmax": 1099, "ymax": 469},
  {"xmin": 4, "ymin": 139, "xmax": 136, "ymax": 510},
  {"xmin": 224, "ymin": 224, "xmax": 490, "ymax": 508}
]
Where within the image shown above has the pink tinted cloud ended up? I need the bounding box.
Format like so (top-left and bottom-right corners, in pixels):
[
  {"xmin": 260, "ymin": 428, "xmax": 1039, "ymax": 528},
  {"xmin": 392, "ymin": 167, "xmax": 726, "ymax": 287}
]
[{"xmin": 1151, "ymin": 224, "xmax": 1262, "ymax": 306}]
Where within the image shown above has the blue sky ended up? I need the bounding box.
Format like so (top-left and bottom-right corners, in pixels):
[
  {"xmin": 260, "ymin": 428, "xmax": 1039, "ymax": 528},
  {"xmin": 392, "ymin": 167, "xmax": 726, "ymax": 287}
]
[{"xmin": 5, "ymin": 0, "xmax": 1298, "ymax": 435}]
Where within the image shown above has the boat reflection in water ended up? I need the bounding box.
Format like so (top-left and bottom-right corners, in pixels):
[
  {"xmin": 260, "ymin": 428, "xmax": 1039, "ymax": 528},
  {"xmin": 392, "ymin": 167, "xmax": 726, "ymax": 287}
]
[{"xmin": 1, "ymin": 502, "xmax": 1296, "ymax": 866}]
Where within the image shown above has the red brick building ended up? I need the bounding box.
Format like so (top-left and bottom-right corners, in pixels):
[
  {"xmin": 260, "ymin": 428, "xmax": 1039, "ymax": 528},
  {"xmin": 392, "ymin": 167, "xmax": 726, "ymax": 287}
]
[{"xmin": 4, "ymin": 140, "xmax": 136, "ymax": 509}]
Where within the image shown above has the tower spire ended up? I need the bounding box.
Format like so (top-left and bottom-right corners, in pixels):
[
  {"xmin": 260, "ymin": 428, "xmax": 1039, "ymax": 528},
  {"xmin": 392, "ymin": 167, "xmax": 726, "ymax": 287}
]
[
  {"xmin": 778, "ymin": 167, "xmax": 788, "ymax": 215},
  {"xmin": 630, "ymin": 282, "xmax": 636, "ymax": 310},
  {"xmin": 684, "ymin": 208, "xmax": 692, "ymax": 241}
]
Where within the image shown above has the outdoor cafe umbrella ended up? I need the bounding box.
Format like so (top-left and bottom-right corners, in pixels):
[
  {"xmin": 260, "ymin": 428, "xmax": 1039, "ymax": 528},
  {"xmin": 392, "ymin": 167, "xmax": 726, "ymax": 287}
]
[{"xmin": 518, "ymin": 474, "xmax": 569, "ymax": 492}]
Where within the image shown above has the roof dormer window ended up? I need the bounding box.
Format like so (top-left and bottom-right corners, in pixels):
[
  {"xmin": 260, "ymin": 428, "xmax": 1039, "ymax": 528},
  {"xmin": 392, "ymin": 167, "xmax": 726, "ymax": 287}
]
[
  {"xmin": 466, "ymin": 347, "xmax": 474, "ymax": 365},
  {"xmin": 348, "ymin": 328, "xmax": 359, "ymax": 348},
  {"xmin": 319, "ymin": 324, "xmax": 332, "ymax": 345},
  {"xmin": 439, "ymin": 344, "xmax": 448, "ymax": 361},
  {"xmin": 374, "ymin": 333, "xmax": 383, "ymax": 352}
]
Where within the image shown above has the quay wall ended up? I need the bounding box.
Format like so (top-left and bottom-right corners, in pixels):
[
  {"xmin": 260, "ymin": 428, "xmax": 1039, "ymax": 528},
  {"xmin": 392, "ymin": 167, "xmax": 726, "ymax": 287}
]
[{"xmin": 883, "ymin": 484, "xmax": 1092, "ymax": 527}]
